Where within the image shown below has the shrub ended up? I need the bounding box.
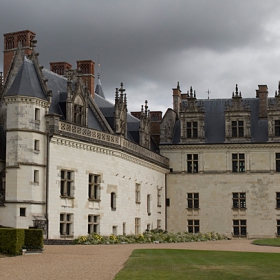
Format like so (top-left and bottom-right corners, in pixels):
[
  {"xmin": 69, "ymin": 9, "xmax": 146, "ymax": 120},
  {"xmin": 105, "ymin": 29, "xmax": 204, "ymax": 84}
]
[
  {"xmin": 24, "ymin": 229, "xmax": 44, "ymax": 250},
  {"xmin": 0, "ymin": 228, "xmax": 25, "ymax": 255}
]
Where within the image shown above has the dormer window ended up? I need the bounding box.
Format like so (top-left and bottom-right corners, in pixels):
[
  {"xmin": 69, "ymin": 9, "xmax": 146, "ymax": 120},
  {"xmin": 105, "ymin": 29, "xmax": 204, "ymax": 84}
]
[
  {"xmin": 232, "ymin": 121, "xmax": 244, "ymax": 137},
  {"xmin": 187, "ymin": 122, "xmax": 198, "ymax": 138},
  {"xmin": 74, "ymin": 104, "xmax": 83, "ymax": 125},
  {"xmin": 275, "ymin": 120, "xmax": 280, "ymax": 136}
]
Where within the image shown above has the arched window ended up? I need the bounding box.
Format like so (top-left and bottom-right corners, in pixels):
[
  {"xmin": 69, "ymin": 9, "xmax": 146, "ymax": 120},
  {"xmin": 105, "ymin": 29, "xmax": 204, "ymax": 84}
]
[{"xmin": 111, "ymin": 192, "xmax": 116, "ymax": 210}]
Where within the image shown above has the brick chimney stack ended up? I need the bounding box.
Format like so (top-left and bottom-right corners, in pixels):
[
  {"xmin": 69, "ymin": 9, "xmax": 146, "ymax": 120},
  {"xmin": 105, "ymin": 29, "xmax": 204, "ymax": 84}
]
[
  {"xmin": 50, "ymin": 62, "xmax": 72, "ymax": 75},
  {"xmin": 173, "ymin": 81, "xmax": 182, "ymax": 116},
  {"xmin": 3, "ymin": 30, "xmax": 36, "ymax": 80},
  {"xmin": 256, "ymin": 85, "xmax": 268, "ymax": 118},
  {"xmin": 76, "ymin": 60, "xmax": 95, "ymax": 98}
]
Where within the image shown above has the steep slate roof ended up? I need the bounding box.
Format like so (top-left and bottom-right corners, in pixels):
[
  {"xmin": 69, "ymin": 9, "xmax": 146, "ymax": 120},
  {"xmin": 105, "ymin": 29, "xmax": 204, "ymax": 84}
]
[
  {"xmin": 5, "ymin": 58, "xmax": 47, "ymax": 100},
  {"xmin": 172, "ymin": 98, "xmax": 268, "ymax": 144}
]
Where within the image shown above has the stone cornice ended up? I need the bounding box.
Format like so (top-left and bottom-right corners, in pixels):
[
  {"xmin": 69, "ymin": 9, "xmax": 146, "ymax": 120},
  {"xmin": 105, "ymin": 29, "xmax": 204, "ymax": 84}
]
[
  {"xmin": 5, "ymin": 200, "xmax": 45, "ymax": 204},
  {"xmin": 6, "ymin": 128, "xmax": 47, "ymax": 135},
  {"xmin": 51, "ymin": 135, "xmax": 169, "ymax": 173},
  {"xmin": 160, "ymin": 142, "xmax": 280, "ymax": 150},
  {"xmin": 4, "ymin": 96, "xmax": 50, "ymax": 108}
]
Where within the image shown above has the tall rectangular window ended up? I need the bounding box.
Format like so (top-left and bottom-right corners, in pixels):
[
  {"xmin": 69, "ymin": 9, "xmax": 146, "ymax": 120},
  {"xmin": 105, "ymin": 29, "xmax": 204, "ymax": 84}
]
[
  {"xmin": 60, "ymin": 170, "xmax": 73, "ymax": 197},
  {"xmin": 232, "ymin": 121, "xmax": 244, "ymax": 137},
  {"xmin": 232, "ymin": 153, "xmax": 245, "ymax": 172},
  {"xmin": 34, "ymin": 170, "xmax": 39, "ymax": 183},
  {"xmin": 147, "ymin": 194, "xmax": 151, "ymax": 215},
  {"xmin": 60, "ymin": 213, "xmax": 73, "ymax": 236},
  {"xmin": 88, "ymin": 174, "xmax": 100, "ymax": 201},
  {"xmin": 157, "ymin": 188, "xmax": 162, "ymax": 207},
  {"xmin": 275, "ymin": 120, "xmax": 280, "ymax": 136},
  {"xmin": 233, "ymin": 220, "xmax": 246, "ymax": 236},
  {"xmin": 135, "ymin": 183, "xmax": 141, "ymax": 203},
  {"xmin": 276, "ymin": 193, "xmax": 280, "ymax": 208},
  {"xmin": 187, "ymin": 193, "xmax": 199, "ymax": 209},
  {"xmin": 188, "ymin": 220, "xmax": 199, "ymax": 233},
  {"xmin": 34, "ymin": 139, "xmax": 39, "ymax": 151},
  {"xmin": 187, "ymin": 154, "xmax": 198, "ymax": 173},
  {"xmin": 277, "ymin": 220, "xmax": 280, "ymax": 236},
  {"xmin": 276, "ymin": 153, "xmax": 280, "ymax": 172},
  {"xmin": 111, "ymin": 192, "xmax": 116, "ymax": 210},
  {"xmin": 187, "ymin": 122, "xmax": 198, "ymax": 138},
  {"xmin": 74, "ymin": 104, "xmax": 83, "ymax": 125},
  {"xmin": 232, "ymin": 192, "xmax": 246, "ymax": 209},
  {"xmin": 157, "ymin": 219, "xmax": 161, "ymax": 229},
  {"xmin": 88, "ymin": 215, "xmax": 100, "ymax": 234},
  {"xmin": 35, "ymin": 108, "xmax": 40, "ymax": 121},
  {"xmin": 135, "ymin": 218, "xmax": 141, "ymax": 234},
  {"xmin": 20, "ymin": 207, "xmax": 26, "ymax": 217},
  {"xmin": 123, "ymin": 222, "xmax": 126, "ymax": 235}
]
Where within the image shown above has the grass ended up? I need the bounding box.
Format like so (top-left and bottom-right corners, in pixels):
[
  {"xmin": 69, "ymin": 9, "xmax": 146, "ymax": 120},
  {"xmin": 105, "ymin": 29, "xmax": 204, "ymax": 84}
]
[
  {"xmin": 114, "ymin": 249, "xmax": 280, "ymax": 280},
  {"xmin": 252, "ymin": 238, "xmax": 280, "ymax": 247}
]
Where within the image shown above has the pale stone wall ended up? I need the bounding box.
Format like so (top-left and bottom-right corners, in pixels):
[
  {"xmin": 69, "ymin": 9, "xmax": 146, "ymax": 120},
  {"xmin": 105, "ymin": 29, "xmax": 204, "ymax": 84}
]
[
  {"xmin": 162, "ymin": 144, "xmax": 280, "ymax": 238},
  {"xmin": 47, "ymin": 135, "xmax": 167, "ymax": 239}
]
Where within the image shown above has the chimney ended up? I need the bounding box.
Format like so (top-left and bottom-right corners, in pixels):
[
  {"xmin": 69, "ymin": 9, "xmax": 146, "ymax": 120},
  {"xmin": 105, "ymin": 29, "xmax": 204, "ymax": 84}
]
[
  {"xmin": 76, "ymin": 60, "xmax": 95, "ymax": 98},
  {"xmin": 50, "ymin": 62, "xmax": 72, "ymax": 75},
  {"xmin": 256, "ymin": 85, "xmax": 268, "ymax": 118},
  {"xmin": 172, "ymin": 81, "xmax": 181, "ymax": 116},
  {"xmin": 3, "ymin": 30, "xmax": 36, "ymax": 80}
]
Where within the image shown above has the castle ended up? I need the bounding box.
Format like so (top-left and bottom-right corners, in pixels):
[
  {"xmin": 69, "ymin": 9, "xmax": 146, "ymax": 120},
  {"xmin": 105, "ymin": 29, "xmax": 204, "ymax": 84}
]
[{"xmin": 0, "ymin": 30, "xmax": 280, "ymax": 239}]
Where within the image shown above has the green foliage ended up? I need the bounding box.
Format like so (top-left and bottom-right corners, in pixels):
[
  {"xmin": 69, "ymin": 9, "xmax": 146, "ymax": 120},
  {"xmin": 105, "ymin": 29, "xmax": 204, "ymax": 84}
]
[
  {"xmin": 24, "ymin": 229, "xmax": 44, "ymax": 250},
  {"xmin": 0, "ymin": 228, "xmax": 25, "ymax": 255},
  {"xmin": 252, "ymin": 238, "xmax": 280, "ymax": 247},
  {"xmin": 73, "ymin": 230, "xmax": 227, "ymax": 245},
  {"xmin": 115, "ymin": 249, "xmax": 280, "ymax": 280}
]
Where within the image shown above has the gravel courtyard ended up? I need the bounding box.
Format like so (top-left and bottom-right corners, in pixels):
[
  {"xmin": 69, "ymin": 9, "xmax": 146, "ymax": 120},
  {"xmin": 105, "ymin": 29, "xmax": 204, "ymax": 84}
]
[{"xmin": 1, "ymin": 239, "xmax": 279, "ymax": 280}]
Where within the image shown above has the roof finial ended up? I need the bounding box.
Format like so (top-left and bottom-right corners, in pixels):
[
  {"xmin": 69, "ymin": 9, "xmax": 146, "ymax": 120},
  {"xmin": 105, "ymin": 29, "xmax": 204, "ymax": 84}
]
[
  {"xmin": 97, "ymin": 54, "xmax": 101, "ymax": 80},
  {"xmin": 235, "ymin": 84, "xmax": 238, "ymax": 96},
  {"xmin": 177, "ymin": 81, "xmax": 180, "ymax": 90}
]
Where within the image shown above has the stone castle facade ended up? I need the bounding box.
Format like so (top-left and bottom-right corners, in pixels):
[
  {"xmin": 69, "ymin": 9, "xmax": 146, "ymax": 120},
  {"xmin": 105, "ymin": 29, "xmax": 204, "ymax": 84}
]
[{"xmin": 1, "ymin": 29, "xmax": 280, "ymax": 239}]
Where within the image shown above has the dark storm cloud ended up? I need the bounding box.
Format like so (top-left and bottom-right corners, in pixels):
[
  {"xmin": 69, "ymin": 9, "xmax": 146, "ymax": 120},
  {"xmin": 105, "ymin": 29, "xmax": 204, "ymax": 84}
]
[{"xmin": 1, "ymin": 0, "xmax": 280, "ymax": 111}]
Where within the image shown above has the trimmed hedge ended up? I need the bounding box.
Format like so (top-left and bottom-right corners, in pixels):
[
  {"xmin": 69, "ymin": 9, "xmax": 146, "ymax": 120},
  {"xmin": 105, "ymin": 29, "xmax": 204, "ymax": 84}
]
[
  {"xmin": 0, "ymin": 228, "xmax": 25, "ymax": 255},
  {"xmin": 0, "ymin": 228, "xmax": 44, "ymax": 255},
  {"xmin": 24, "ymin": 229, "xmax": 44, "ymax": 250}
]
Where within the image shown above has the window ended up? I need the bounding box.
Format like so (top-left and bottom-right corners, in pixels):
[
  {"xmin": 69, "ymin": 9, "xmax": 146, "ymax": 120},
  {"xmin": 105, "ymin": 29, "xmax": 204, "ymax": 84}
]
[
  {"xmin": 60, "ymin": 170, "xmax": 73, "ymax": 197},
  {"xmin": 276, "ymin": 193, "xmax": 280, "ymax": 208},
  {"xmin": 232, "ymin": 121, "xmax": 244, "ymax": 137},
  {"xmin": 233, "ymin": 220, "xmax": 246, "ymax": 236},
  {"xmin": 88, "ymin": 174, "xmax": 100, "ymax": 201},
  {"xmin": 135, "ymin": 218, "xmax": 141, "ymax": 234},
  {"xmin": 232, "ymin": 192, "xmax": 246, "ymax": 209},
  {"xmin": 34, "ymin": 170, "xmax": 39, "ymax": 183},
  {"xmin": 34, "ymin": 139, "xmax": 39, "ymax": 151},
  {"xmin": 60, "ymin": 213, "xmax": 73, "ymax": 236},
  {"xmin": 74, "ymin": 104, "xmax": 83, "ymax": 125},
  {"xmin": 157, "ymin": 219, "xmax": 161, "ymax": 229},
  {"xmin": 188, "ymin": 220, "xmax": 199, "ymax": 233},
  {"xmin": 157, "ymin": 188, "xmax": 162, "ymax": 207},
  {"xmin": 20, "ymin": 207, "xmax": 26, "ymax": 217},
  {"xmin": 277, "ymin": 220, "xmax": 280, "ymax": 236},
  {"xmin": 276, "ymin": 153, "xmax": 280, "ymax": 172},
  {"xmin": 147, "ymin": 194, "xmax": 151, "ymax": 215},
  {"xmin": 88, "ymin": 215, "xmax": 100, "ymax": 234},
  {"xmin": 147, "ymin": 224, "xmax": 151, "ymax": 231},
  {"xmin": 275, "ymin": 121, "xmax": 280, "ymax": 136},
  {"xmin": 187, "ymin": 193, "xmax": 199, "ymax": 209},
  {"xmin": 187, "ymin": 154, "xmax": 198, "ymax": 173},
  {"xmin": 232, "ymin": 153, "xmax": 245, "ymax": 172},
  {"xmin": 112, "ymin": 226, "xmax": 118, "ymax": 235},
  {"xmin": 111, "ymin": 192, "xmax": 116, "ymax": 210},
  {"xmin": 187, "ymin": 122, "xmax": 198, "ymax": 138},
  {"xmin": 35, "ymin": 108, "xmax": 40, "ymax": 122},
  {"xmin": 135, "ymin": 183, "xmax": 141, "ymax": 203},
  {"xmin": 123, "ymin": 222, "xmax": 126, "ymax": 235}
]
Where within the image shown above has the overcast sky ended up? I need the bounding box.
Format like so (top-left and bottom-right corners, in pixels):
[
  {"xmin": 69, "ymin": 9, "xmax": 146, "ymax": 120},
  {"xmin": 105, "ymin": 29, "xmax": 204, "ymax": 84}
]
[{"xmin": 1, "ymin": 0, "xmax": 280, "ymax": 112}]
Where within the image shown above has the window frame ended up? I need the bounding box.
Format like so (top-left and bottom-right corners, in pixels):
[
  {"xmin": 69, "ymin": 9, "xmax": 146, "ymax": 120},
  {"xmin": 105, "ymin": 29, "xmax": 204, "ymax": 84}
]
[
  {"xmin": 276, "ymin": 153, "xmax": 280, "ymax": 172},
  {"xmin": 232, "ymin": 153, "xmax": 245, "ymax": 173},
  {"xmin": 276, "ymin": 192, "xmax": 280, "ymax": 209},
  {"xmin": 111, "ymin": 192, "xmax": 116, "ymax": 210},
  {"xmin": 187, "ymin": 121, "xmax": 198, "ymax": 138},
  {"xmin": 232, "ymin": 120, "xmax": 244, "ymax": 137},
  {"xmin": 135, "ymin": 217, "xmax": 141, "ymax": 235},
  {"xmin": 88, "ymin": 214, "xmax": 100, "ymax": 234},
  {"xmin": 187, "ymin": 154, "xmax": 198, "ymax": 173},
  {"xmin": 232, "ymin": 192, "xmax": 246, "ymax": 209},
  {"xmin": 187, "ymin": 193, "xmax": 199, "ymax": 209},
  {"xmin": 60, "ymin": 213, "xmax": 73, "ymax": 237},
  {"xmin": 135, "ymin": 183, "xmax": 141, "ymax": 204},
  {"xmin": 60, "ymin": 170, "xmax": 74, "ymax": 198},
  {"xmin": 147, "ymin": 194, "xmax": 151, "ymax": 215},
  {"xmin": 233, "ymin": 219, "xmax": 247, "ymax": 237},
  {"xmin": 187, "ymin": 219, "xmax": 199, "ymax": 233},
  {"xmin": 88, "ymin": 174, "xmax": 101, "ymax": 201}
]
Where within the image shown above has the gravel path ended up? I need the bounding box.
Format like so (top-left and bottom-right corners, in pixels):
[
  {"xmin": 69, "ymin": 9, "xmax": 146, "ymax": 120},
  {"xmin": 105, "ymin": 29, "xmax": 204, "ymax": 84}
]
[{"xmin": 1, "ymin": 239, "xmax": 279, "ymax": 280}]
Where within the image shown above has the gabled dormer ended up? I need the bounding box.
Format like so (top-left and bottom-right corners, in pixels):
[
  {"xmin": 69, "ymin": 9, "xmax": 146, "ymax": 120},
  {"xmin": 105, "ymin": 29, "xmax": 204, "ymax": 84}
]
[
  {"xmin": 114, "ymin": 83, "xmax": 127, "ymax": 138},
  {"xmin": 268, "ymin": 82, "xmax": 280, "ymax": 142},
  {"xmin": 65, "ymin": 70, "xmax": 89, "ymax": 126},
  {"xmin": 224, "ymin": 85, "xmax": 251, "ymax": 143},
  {"xmin": 179, "ymin": 86, "xmax": 205, "ymax": 143}
]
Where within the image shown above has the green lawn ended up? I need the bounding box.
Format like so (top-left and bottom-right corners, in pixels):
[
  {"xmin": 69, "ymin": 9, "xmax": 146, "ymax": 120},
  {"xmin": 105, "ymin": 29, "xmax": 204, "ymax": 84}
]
[
  {"xmin": 114, "ymin": 249, "xmax": 280, "ymax": 280},
  {"xmin": 252, "ymin": 238, "xmax": 280, "ymax": 247}
]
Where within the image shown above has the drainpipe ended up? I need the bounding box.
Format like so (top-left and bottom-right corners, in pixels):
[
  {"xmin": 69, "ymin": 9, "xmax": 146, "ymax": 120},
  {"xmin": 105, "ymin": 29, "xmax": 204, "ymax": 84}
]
[{"xmin": 45, "ymin": 131, "xmax": 50, "ymax": 239}]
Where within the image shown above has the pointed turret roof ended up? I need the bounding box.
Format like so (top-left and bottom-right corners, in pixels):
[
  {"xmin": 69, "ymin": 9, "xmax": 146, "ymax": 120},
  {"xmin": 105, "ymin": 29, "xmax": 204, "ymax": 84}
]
[{"xmin": 95, "ymin": 76, "xmax": 105, "ymax": 98}]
